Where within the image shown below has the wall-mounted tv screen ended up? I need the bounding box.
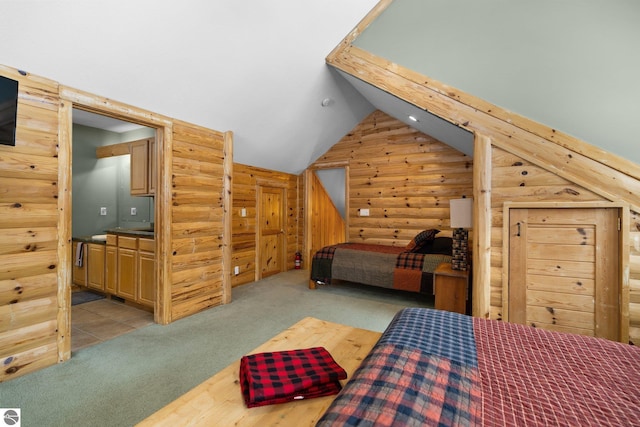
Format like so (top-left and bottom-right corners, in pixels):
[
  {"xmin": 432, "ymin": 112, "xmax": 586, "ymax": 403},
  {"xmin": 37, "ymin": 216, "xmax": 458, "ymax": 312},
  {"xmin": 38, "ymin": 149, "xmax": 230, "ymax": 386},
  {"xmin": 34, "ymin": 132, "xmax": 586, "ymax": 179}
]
[{"xmin": 0, "ymin": 75, "xmax": 19, "ymax": 146}]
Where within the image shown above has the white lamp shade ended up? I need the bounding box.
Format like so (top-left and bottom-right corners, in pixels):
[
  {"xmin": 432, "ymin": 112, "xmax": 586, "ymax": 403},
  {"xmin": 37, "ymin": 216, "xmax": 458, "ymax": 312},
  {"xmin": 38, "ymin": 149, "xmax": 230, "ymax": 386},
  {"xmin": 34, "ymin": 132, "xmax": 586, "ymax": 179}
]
[{"xmin": 450, "ymin": 198, "xmax": 473, "ymax": 229}]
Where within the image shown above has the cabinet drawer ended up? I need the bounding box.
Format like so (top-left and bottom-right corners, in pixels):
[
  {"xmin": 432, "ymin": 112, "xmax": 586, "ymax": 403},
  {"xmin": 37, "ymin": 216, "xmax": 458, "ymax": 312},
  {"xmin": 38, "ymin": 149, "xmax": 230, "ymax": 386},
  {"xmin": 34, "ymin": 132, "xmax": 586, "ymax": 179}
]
[
  {"xmin": 106, "ymin": 234, "xmax": 118, "ymax": 246},
  {"xmin": 138, "ymin": 238, "xmax": 155, "ymax": 253},
  {"xmin": 118, "ymin": 236, "xmax": 138, "ymax": 250}
]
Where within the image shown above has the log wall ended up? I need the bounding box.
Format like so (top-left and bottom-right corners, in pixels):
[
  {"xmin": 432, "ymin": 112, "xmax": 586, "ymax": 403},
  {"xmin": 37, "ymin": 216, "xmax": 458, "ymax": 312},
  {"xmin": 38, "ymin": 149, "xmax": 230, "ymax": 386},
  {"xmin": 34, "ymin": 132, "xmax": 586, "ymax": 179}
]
[
  {"xmin": 231, "ymin": 163, "xmax": 299, "ymax": 287},
  {"xmin": 489, "ymin": 147, "xmax": 607, "ymax": 318},
  {"xmin": 311, "ymin": 111, "xmax": 473, "ymax": 247},
  {"xmin": 0, "ymin": 66, "xmax": 62, "ymax": 381},
  {"xmin": 631, "ymin": 210, "xmax": 640, "ymax": 342},
  {"xmin": 170, "ymin": 122, "xmax": 228, "ymax": 321},
  {"xmin": 0, "ymin": 64, "xmax": 232, "ymax": 381}
]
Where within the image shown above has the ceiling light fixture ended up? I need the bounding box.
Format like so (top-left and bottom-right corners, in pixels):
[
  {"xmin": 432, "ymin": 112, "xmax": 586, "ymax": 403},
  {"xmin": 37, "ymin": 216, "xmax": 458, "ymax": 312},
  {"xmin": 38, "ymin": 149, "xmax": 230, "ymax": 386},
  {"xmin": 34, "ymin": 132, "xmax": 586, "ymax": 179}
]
[
  {"xmin": 408, "ymin": 115, "xmax": 419, "ymax": 122},
  {"xmin": 321, "ymin": 98, "xmax": 333, "ymax": 107}
]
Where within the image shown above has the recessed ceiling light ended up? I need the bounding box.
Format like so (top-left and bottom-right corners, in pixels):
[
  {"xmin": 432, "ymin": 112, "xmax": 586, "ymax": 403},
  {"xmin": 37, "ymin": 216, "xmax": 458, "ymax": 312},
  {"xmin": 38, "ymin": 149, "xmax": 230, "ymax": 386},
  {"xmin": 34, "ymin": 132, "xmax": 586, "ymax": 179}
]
[{"xmin": 408, "ymin": 115, "xmax": 418, "ymax": 122}]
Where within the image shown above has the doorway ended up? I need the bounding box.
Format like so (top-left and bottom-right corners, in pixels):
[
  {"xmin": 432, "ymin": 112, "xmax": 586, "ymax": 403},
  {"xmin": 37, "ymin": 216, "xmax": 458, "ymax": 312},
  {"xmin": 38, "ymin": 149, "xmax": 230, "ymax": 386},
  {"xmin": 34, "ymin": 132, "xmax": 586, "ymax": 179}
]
[
  {"xmin": 507, "ymin": 206, "xmax": 621, "ymax": 340},
  {"xmin": 70, "ymin": 109, "xmax": 158, "ymax": 350},
  {"xmin": 257, "ymin": 185, "xmax": 286, "ymax": 279}
]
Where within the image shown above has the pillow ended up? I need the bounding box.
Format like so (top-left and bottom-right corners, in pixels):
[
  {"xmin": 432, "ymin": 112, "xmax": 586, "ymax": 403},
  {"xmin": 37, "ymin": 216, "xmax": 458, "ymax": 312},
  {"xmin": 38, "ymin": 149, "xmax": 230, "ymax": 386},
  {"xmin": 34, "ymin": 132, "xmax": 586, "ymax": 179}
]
[
  {"xmin": 415, "ymin": 237, "xmax": 453, "ymax": 255},
  {"xmin": 406, "ymin": 229, "xmax": 440, "ymax": 252}
]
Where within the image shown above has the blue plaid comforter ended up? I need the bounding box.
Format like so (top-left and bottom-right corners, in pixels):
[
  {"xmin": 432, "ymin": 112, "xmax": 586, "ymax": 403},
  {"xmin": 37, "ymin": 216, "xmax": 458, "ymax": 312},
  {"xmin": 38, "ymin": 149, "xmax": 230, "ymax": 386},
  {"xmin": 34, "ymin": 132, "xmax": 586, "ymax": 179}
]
[{"xmin": 316, "ymin": 308, "xmax": 481, "ymax": 426}]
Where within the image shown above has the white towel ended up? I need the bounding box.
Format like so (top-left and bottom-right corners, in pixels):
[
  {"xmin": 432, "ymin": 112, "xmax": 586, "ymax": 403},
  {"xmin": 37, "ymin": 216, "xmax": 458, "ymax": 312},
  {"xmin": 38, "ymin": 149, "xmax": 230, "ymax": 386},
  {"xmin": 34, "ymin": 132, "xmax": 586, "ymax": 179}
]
[{"xmin": 75, "ymin": 242, "xmax": 84, "ymax": 267}]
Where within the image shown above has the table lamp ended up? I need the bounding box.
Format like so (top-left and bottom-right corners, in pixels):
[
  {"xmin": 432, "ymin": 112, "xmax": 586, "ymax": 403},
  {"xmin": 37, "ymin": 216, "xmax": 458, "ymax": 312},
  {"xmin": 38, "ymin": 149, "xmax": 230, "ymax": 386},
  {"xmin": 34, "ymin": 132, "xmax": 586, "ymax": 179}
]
[{"xmin": 450, "ymin": 197, "xmax": 473, "ymax": 271}]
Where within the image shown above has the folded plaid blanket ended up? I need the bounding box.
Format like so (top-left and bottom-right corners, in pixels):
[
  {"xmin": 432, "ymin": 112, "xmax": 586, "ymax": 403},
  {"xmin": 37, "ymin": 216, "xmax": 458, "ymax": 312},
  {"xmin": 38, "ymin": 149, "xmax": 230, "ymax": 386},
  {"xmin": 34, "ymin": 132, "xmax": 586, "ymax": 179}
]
[{"xmin": 239, "ymin": 346, "xmax": 347, "ymax": 408}]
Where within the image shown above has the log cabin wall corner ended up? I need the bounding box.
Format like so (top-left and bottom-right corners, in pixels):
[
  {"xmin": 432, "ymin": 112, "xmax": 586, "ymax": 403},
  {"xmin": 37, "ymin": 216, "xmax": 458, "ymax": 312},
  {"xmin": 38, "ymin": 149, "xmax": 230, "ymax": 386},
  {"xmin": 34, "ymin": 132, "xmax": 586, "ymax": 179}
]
[
  {"xmin": 0, "ymin": 64, "xmax": 231, "ymax": 382},
  {"xmin": 326, "ymin": 13, "xmax": 640, "ymax": 343}
]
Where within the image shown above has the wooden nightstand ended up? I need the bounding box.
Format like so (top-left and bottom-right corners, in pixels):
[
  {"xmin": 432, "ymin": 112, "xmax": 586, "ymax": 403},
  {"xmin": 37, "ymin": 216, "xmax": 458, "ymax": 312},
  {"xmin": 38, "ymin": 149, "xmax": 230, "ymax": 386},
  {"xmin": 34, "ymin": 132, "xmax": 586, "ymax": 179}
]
[{"xmin": 434, "ymin": 262, "xmax": 469, "ymax": 314}]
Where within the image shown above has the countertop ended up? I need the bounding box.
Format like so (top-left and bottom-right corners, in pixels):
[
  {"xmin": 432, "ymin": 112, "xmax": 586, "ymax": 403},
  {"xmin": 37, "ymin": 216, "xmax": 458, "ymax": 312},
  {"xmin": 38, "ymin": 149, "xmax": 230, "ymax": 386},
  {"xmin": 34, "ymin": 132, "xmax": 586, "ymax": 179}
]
[
  {"xmin": 73, "ymin": 236, "xmax": 107, "ymax": 244},
  {"xmin": 104, "ymin": 228, "xmax": 154, "ymax": 238},
  {"xmin": 73, "ymin": 228, "xmax": 154, "ymax": 244}
]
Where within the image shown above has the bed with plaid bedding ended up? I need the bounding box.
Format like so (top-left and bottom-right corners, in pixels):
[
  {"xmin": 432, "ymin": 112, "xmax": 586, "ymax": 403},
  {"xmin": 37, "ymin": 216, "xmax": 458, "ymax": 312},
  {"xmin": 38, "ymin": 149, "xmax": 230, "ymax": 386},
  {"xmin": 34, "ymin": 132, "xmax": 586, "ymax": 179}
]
[
  {"xmin": 317, "ymin": 308, "xmax": 640, "ymax": 426},
  {"xmin": 311, "ymin": 243, "xmax": 451, "ymax": 294}
]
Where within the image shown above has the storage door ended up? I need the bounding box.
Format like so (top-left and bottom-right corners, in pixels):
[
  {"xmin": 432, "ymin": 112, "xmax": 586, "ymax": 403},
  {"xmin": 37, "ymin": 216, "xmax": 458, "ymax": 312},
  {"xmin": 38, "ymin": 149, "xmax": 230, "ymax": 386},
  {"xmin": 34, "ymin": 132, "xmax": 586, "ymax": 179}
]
[{"xmin": 509, "ymin": 208, "xmax": 619, "ymax": 340}]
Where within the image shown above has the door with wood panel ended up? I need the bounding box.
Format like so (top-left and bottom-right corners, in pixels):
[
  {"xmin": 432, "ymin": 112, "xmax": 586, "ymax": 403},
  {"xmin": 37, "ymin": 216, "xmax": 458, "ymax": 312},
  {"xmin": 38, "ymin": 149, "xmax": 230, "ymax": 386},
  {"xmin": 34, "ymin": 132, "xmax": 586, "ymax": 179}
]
[
  {"xmin": 509, "ymin": 208, "xmax": 619, "ymax": 340},
  {"xmin": 258, "ymin": 186, "xmax": 285, "ymax": 279}
]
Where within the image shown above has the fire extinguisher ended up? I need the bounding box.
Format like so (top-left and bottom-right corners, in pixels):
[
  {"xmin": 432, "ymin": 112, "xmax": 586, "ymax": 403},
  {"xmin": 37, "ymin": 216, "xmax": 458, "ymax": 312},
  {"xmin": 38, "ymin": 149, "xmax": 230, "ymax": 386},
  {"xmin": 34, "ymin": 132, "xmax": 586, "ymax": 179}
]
[{"xmin": 295, "ymin": 252, "xmax": 302, "ymax": 269}]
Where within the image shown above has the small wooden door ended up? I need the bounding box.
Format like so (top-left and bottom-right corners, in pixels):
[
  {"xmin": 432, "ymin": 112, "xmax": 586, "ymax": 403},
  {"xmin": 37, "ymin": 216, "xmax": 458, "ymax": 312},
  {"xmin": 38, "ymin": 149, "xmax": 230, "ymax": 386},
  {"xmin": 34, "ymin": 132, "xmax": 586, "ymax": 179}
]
[
  {"xmin": 509, "ymin": 208, "xmax": 619, "ymax": 340},
  {"xmin": 258, "ymin": 186, "xmax": 285, "ymax": 279}
]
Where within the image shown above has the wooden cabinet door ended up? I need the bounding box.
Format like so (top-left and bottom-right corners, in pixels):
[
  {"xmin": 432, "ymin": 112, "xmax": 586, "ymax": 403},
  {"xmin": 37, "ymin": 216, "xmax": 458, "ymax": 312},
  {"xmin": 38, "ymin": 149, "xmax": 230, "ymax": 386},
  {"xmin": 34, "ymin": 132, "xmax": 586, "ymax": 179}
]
[
  {"xmin": 138, "ymin": 250, "xmax": 155, "ymax": 307},
  {"xmin": 117, "ymin": 247, "xmax": 138, "ymax": 300},
  {"xmin": 509, "ymin": 207, "xmax": 620, "ymax": 340},
  {"xmin": 130, "ymin": 139, "xmax": 149, "ymax": 196},
  {"xmin": 258, "ymin": 186, "xmax": 285, "ymax": 279},
  {"xmin": 105, "ymin": 245, "xmax": 117, "ymax": 294},
  {"xmin": 87, "ymin": 244, "xmax": 105, "ymax": 291},
  {"xmin": 137, "ymin": 238, "xmax": 155, "ymax": 307}
]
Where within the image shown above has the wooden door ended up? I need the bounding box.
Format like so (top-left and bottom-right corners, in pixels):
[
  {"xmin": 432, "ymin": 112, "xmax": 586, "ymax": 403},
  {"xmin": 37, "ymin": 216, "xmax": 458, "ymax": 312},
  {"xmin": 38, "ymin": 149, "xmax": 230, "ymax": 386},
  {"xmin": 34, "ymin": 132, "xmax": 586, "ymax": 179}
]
[
  {"xmin": 258, "ymin": 186, "xmax": 285, "ymax": 279},
  {"xmin": 509, "ymin": 208, "xmax": 619, "ymax": 340}
]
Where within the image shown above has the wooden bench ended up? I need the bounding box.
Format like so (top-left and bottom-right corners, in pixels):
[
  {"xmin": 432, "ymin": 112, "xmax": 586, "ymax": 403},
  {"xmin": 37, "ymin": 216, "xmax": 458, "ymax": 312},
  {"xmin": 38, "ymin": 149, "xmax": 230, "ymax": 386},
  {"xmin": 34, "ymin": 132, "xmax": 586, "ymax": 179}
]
[{"xmin": 137, "ymin": 317, "xmax": 381, "ymax": 426}]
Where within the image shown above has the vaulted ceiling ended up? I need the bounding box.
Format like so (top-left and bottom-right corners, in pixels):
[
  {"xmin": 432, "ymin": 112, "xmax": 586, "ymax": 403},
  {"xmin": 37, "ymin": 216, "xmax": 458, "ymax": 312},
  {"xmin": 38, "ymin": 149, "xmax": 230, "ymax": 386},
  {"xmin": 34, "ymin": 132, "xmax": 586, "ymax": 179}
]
[
  {"xmin": 3, "ymin": 1, "xmax": 638, "ymax": 175},
  {"xmin": 1, "ymin": 0, "xmax": 380, "ymax": 174}
]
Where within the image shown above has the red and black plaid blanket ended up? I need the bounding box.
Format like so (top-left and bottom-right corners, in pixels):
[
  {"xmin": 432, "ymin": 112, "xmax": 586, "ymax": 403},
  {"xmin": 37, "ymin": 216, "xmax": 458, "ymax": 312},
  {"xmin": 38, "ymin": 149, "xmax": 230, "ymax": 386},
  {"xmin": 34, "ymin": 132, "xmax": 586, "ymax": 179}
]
[
  {"xmin": 318, "ymin": 308, "xmax": 640, "ymax": 426},
  {"xmin": 239, "ymin": 346, "xmax": 347, "ymax": 408}
]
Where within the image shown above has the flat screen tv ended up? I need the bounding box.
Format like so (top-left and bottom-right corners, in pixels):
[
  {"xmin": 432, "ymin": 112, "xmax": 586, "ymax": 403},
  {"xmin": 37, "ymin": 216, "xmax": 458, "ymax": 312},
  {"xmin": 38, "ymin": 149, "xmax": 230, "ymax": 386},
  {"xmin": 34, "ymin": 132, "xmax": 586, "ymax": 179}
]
[{"xmin": 0, "ymin": 75, "xmax": 19, "ymax": 146}]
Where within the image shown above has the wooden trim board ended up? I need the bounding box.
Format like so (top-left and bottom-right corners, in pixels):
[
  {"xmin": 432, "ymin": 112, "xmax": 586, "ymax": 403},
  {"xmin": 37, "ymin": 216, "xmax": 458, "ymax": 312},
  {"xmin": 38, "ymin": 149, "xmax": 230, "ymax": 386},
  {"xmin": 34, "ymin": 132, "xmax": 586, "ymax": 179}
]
[{"xmin": 137, "ymin": 317, "xmax": 381, "ymax": 427}]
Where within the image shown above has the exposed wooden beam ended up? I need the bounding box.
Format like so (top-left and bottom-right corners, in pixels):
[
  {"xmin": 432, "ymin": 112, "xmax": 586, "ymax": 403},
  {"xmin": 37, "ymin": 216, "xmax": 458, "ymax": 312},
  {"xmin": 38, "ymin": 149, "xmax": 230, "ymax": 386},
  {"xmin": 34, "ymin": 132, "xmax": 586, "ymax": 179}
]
[
  {"xmin": 57, "ymin": 97, "xmax": 72, "ymax": 363},
  {"xmin": 326, "ymin": 45, "xmax": 640, "ymax": 212},
  {"xmin": 473, "ymin": 134, "xmax": 492, "ymax": 319},
  {"xmin": 222, "ymin": 131, "xmax": 233, "ymax": 305}
]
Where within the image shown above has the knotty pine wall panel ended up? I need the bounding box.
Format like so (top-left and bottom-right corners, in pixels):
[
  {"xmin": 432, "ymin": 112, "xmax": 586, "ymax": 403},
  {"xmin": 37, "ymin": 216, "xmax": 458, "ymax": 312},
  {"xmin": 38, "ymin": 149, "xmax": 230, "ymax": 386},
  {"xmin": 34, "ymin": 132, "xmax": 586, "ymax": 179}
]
[
  {"xmin": 0, "ymin": 66, "xmax": 61, "ymax": 381},
  {"xmin": 232, "ymin": 163, "xmax": 299, "ymax": 287},
  {"xmin": 306, "ymin": 171, "xmax": 345, "ymax": 263},
  {"xmin": 630, "ymin": 210, "xmax": 640, "ymax": 343},
  {"xmin": 312, "ymin": 111, "xmax": 473, "ymax": 246},
  {"xmin": 170, "ymin": 122, "xmax": 226, "ymax": 321},
  {"xmin": 489, "ymin": 147, "xmax": 607, "ymax": 321}
]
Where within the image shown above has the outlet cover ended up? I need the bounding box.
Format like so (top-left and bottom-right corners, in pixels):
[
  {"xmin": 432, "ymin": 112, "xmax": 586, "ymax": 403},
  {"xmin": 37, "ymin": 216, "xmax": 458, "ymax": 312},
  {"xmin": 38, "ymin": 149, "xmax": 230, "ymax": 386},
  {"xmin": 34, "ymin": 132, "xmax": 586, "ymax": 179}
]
[
  {"xmin": 234, "ymin": 266, "xmax": 240, "ymax": 275},
  {"xmin": 100, "ymin": 207, "xmax": 107, "ymax": 216},
  {"xmin": 131, "ymin": 207, "xmax": 137, "ymax": 215},
  {"xmin": 360, "ymin": 208, "xmax": 370, "ymax": 217}
]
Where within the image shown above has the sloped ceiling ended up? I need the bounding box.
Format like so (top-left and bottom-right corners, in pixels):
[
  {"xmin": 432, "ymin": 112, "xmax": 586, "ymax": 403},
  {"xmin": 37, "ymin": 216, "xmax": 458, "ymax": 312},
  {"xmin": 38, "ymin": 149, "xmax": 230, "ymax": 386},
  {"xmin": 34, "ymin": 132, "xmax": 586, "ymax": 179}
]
[
  {"xmin": 1, "ymin": 0, "xmax": 379, "ymax": 174},
  {"xmin": 5, "ymin": 1, "xmax": 636, "ymax": 175}
]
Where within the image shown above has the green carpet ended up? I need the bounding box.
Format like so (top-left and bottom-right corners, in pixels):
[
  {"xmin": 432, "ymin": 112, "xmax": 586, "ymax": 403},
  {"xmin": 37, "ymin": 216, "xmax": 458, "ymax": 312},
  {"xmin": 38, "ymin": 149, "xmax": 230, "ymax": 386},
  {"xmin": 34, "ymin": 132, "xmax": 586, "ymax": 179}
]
[{"xmin": 0, "ymin": 270, "xmax": 433, "ymax": 427}]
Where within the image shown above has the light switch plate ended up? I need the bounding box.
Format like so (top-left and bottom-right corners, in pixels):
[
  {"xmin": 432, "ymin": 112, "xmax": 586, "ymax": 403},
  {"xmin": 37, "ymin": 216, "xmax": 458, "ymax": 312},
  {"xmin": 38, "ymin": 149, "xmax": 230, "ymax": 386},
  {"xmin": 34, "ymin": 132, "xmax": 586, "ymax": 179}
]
[{"xmin": 360, "ymin": 208, "xmax": 370, "ymax": 217}]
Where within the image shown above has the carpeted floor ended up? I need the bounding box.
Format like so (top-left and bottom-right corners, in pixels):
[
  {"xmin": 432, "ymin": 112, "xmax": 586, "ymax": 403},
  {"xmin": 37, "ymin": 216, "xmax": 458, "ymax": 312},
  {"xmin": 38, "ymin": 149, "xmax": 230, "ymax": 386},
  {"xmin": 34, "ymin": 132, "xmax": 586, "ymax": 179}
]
[{"xmin": 1, "ymin": 270, "xmax": 434, "ymax": 427}]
